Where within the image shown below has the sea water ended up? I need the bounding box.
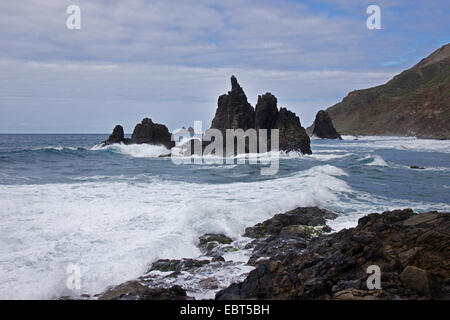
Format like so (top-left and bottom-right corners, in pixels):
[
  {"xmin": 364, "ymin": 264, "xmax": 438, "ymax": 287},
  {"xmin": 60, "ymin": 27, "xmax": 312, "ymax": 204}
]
[{"xmin": 0, "ymin": 134, "xmax": 449, "ymax": 299}]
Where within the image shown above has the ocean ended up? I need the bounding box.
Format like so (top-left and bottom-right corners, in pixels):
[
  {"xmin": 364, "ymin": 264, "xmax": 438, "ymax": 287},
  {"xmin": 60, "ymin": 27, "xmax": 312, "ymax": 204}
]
[{"xmin": 0, "ymin": 134, "xmax": 449, "ymax": 299}]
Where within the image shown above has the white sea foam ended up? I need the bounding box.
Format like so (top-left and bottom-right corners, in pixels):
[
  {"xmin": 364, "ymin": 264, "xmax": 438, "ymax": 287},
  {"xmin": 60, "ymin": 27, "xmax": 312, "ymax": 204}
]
[
  {"xmin": 0, "ymin": 165, "xmax": 351, "ymax": 299},
  {"xmin": 333, "ymin": 136, "xmax": 450, "ymax": 154},
  {"xmin": 364, "ymin": 154, "xmax": 389, "ymax": 167},
  {"xmin": 91, "ymin": 143, "xmax": 171, "ymax": 158}
]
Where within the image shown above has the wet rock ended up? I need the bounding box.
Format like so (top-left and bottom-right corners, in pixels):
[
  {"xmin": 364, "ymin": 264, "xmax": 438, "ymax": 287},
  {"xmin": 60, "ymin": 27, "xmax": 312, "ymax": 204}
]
[
  {"xmin": 216, "ymin": 209, "xmax": 450, "ymax": 300},
  {"xmin": 212, "ymin": 256, "xmax": 225, "ymax": 263},
  {"xmin": 311, "ymin": 110, "xmax": 342, "ymax": 139},
  {"xmin": 149, "ymin": 258, "xmax": 210, "ymax": 273},
  {"xmin": 199, "ymin": 277, "xmax": 219, "ymax": 290},
  {"xmin": 410, "ymin": 166, "xmax": 425, "ymax": 170},
  {"xmin": 103, "ymin": 125, "xmax": 126, "ymax": 145},
  {"xmin": 131, "ymin": 118, "xmax": 175, "ymax": 149},
  {"xmin": 99, "ymin": 281, "xmax": 188, "ymax": 300},
  {"xmin": 244, "ymin": 207, "xmax": 337, "ymax": 239},
  {"xmin": 198, "ymin": 233, "xmax": 233, "ymax": 257},
  {"xmin": 211, "ymin": 76, "xmax": 255, "ymax": 133}
]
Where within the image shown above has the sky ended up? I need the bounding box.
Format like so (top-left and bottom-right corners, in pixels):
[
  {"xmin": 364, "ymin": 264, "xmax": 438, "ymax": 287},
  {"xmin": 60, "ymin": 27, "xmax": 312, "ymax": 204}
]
[{"xmin": 0, "ymin": 0, "xmax": 449, "ymax": 133}]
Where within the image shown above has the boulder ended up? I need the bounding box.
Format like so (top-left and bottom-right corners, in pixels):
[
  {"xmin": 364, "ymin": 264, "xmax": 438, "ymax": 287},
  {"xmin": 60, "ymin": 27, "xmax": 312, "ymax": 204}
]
[
  {"xmin": 312, "ymin": 110, "xmax": 342, "ymax": 139},
  {"xmin": 400, "ymin": 266, "xmax": 432, "ymax": 297}
]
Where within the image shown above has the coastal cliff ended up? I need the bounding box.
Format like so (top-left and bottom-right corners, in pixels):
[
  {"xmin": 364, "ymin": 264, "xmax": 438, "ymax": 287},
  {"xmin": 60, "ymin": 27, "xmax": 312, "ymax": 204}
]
[{"xmin": 309, "ymin": 44, "xmax": 450, "ymax": 139}]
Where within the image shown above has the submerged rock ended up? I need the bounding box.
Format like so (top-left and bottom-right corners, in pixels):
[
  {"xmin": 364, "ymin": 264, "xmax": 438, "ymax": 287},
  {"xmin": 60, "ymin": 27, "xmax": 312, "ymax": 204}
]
[
  {"xmin": 311, "ymin": 110, "xmax": 342, "ymax": 139},
  {"xmin": 276, "ymin": 108, "xmax": 312, "ymax": 154}
]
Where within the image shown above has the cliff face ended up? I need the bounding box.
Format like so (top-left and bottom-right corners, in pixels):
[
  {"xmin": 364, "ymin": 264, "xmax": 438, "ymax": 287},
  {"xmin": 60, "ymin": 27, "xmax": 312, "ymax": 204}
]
[
  {"xmin": 210, "ymin": 77, "xmax": 311, "ymax": 154},
  {"xmin": 315, "ymin": 44, "xmax": 450, "ymax": 139}
]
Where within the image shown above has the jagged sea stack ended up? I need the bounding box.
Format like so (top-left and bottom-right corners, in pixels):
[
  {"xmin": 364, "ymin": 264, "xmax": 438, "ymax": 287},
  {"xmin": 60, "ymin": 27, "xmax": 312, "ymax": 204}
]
[
  {"xmin": 209, "ymin": 76, "xmax": 312, "ymax": 154},
  {"xmin": 312, "ymin": 110, "xmax": 342, "ymax": 139},
  {"xmin": 211, "ymin": 75, "xmax": 255, "ymax": 133},
  {"xmin": 103, "ymin": 125, "xmax": 126, "ymax": 145}
]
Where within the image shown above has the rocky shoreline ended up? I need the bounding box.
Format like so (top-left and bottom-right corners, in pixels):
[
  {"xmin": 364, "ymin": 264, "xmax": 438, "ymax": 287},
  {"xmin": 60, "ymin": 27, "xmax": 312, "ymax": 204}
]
[{"xmin": 87, "ymin": 207, "xmax": 449, "ymax": 300}]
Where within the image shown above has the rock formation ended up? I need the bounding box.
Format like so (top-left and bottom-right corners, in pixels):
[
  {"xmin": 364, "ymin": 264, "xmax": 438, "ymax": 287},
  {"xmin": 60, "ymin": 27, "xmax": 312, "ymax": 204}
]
[
  {"xmin": 211, "ymin": 75, "xmax": 255, "ymax": 133},
  {"xmin": 103, "ymin": 118, "xmax": 175, "ymax": 149},
  {"xmin": 308, "ymin": 43, "xmax": 450, "ymax": 139},
  {"xmin": 216, "ymin": 209, "xmax": 450, "ymax": 300},
  {"xmin": 311, "ymin": 110, "xmax": 342, "ymax": 139},
  {"xmin": 131, "ymin": 118, "xmax": 175, "ymax": 149},
  {"xmin": 103, "ymin": 125, "xmax": 127, "ymax": 145},
  {"xmin": 276, "ymin": 108, "xmax": 311, "ymax": 154},
  {"xmin": 209, "ymin": 76, "xmax": 312, "ymax": 154}
]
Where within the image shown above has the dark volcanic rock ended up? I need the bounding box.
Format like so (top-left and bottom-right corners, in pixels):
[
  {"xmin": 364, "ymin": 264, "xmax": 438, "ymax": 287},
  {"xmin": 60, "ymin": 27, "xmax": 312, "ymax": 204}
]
[
  {"xmin": 99, "ymin": 282, "xmax": 188, "ymax": 300},
  {"xmin": 130, "ymin": 118, "xmax": 175, "ymax": 149},
  {"xmin": 244, "ymin": 207, "xmax": 337, "ymax": 239},
  {"xmin": 103, "ymin": 125, "xmax": 126, "ymax": 145},
  {"xmin": 255, "ymin": 93, "xmax": 279, "ymax": 131},
  {"xmin": 311, "ymin": 110, "xmax": 342, "ymax": 139},
  {"xmin": 211, "ymin": 76, "xmax": 255, "ymax": 133},
  {"xmin": 216, "ymin": 209, "xmax": 450, "ymax": 300},
  {"xmin": 276, "ymin": 108, "xmax": 312, "ymax": 154},
  {"xmin": 307, "ymin": 44, "xmax": 450, "ymax": 139},
  {"xmin": 209, "ymin": 76, "xmax": 311, "ymax": 154},
  {"xmin": 148, "ymin": 258, "xmax": 210, "ymax": 273}
]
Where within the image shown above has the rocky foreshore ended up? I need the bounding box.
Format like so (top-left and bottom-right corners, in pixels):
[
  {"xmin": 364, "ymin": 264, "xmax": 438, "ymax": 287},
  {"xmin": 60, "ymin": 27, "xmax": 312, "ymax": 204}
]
[{"xmin": 92, "ymin": 207, "xmax": 449, "ymax": 300}]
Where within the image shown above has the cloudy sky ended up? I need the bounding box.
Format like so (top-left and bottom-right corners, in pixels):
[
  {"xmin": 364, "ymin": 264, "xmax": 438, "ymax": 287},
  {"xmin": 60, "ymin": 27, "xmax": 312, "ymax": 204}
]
[{"xmin": 1, "ymin": 0, "xmax": 449, "ymax": 133}]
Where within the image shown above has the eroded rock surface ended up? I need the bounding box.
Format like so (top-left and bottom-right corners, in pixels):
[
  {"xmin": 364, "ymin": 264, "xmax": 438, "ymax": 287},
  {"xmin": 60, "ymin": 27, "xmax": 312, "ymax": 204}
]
[{"xmin": 216, "ymin": 209, "xmax": 450, "ymax": 300}]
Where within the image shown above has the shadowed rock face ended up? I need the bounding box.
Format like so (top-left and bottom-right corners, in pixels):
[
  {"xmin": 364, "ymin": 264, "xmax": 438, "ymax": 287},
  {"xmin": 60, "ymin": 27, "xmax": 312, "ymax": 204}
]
[
  {"xmin": 255, "ymin": 93, "xmax": 279, "ymax": 130},
  {"xmin": 210, "ymin": 77, "xmax": 312, "ymax": 154},
  {"xmin": 104, "ymin": 125, "xmax": 125, "ymax": 145},
  {"xmin": 312, "ymin": 110, "xmax": 342, "ymax": 139},
  {"xmin": 131, "ymin": 118, "xmax": 175, "ymax": 149},
  {"xmin": 276, "ymin": 108, "xmax": 312, "ymax": 154},
  {"xmin": 211, "ymin": 75, "xmax": 255, "ymax": 133}
]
